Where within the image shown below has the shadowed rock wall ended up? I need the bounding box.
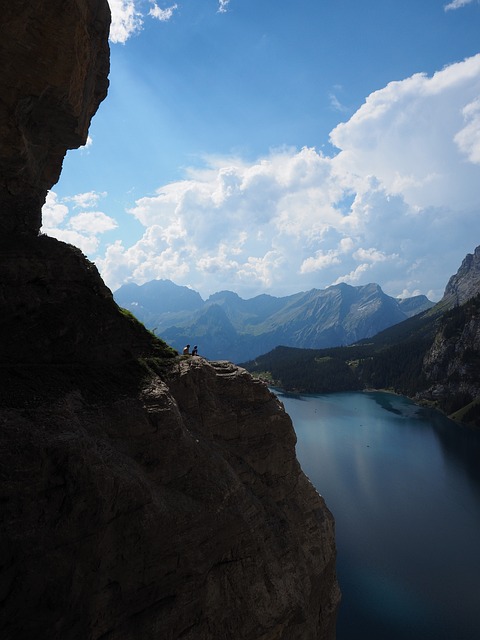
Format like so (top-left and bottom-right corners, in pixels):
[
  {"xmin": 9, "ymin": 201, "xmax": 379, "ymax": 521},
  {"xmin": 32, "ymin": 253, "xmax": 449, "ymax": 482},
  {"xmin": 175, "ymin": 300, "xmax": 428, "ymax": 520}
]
[
  {"xmin": 0, "ymin": 359, "xmax": 339, "ymax": 639},
  {"xmin": 0, "ymin": 0, "xmax": 110, "ymax": 235},
  {"xmin": 0, "ymin": 1, "xmax": 340, "ymax": 637}
]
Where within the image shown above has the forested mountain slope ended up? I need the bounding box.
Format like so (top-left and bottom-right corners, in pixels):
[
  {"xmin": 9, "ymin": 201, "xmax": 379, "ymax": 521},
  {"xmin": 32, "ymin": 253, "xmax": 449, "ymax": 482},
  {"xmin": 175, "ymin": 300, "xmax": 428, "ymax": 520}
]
[
  {"xmin": 115, "ymin": 280, "xmax": 433, "ymax": 362},
  {"xmin": 242, "ymin": 246, "xmax": 480, "ymax": 427}
]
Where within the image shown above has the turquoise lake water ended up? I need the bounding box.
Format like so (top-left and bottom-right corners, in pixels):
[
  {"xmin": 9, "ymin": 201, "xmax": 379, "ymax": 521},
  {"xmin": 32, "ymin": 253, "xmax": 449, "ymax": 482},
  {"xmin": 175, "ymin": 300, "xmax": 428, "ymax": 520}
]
[{"xmin": 275, "ymin": 390, "xmax": 480, "ymax": 640}]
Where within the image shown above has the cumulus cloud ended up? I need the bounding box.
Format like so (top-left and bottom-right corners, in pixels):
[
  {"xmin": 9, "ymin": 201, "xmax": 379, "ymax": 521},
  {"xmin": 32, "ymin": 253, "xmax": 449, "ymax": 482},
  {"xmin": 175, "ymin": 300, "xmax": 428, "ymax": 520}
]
[
  {"xmin": 444, "ymin": 0, "xmax": 476, "ymax": 10},
  {"xmin": 42, "ymin": 192, "xmax": 69, "ymax": 227},
  {"xmin": 329, "ymin": 54, "xmax": 480, "ymax": 212},
  {"xmin": 66, "ymin": 191, "xmax": 108, "ymax": 210},
  {"xmin": 108, "ymin": 0, "xmax": 143, "ymax": 44},
  {"xmin": 69, "ymin": 212, "xmax": 118, "ymax": 234},
  {"xmin": 99, "ymin": 55, "xmax": 480, "ymax": 300},
  {"xmin": 41, "ymin": 191, "xmax": 117, "ymax": 256}
]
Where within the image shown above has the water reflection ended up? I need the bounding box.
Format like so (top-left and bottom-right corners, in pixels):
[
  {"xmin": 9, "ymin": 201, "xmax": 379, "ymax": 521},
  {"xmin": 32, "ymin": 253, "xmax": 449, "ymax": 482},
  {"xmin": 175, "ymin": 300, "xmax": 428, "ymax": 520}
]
[{"xmin": 275, "ymin": 390, "xmax": 480, "ymax": 640}]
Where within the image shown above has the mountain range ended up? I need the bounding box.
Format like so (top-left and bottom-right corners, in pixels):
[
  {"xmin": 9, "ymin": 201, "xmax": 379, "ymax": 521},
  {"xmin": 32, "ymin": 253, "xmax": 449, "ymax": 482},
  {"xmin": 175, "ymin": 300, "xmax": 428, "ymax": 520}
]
[
  {"xmin": 114, "ymin": 280, "xmax": 434, "ymax": 363},
  {"xmin": 242, "ymin": 245, "xmax": 480, "ymax": 426}
]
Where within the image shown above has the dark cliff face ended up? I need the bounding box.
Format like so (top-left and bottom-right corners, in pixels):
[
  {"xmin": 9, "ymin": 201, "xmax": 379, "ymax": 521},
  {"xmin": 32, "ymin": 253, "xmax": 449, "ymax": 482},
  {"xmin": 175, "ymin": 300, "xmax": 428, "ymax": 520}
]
[
  {"xmin": 0, "ymin": 234, "xmax": 166, "ymax": 365},
  {"xmin": 0, "ymin": 359, "xmax": 339, "ymax": 640},
  {"xmin": 0, "ymin": 0, "xmax": 110, "ymax": 235},
  {"xmin": 417, "ymin": 245, "xmax": 480, "ymax": 421},
  {"xmin": 0, "ymin": 1, "xmax": 339, "ymax": 637},
  {"xmin": 418, "ymin": 295, "xmax": 480, "ymax": 421}
]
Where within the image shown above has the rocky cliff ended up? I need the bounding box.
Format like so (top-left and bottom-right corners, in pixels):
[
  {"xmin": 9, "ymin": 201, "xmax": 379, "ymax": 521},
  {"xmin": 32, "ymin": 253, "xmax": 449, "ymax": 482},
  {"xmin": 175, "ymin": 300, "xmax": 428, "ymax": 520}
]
[
  {"xmin": 0, "ymin": 0, "xmax": 110, "ymax": 235},
  {"xmin": 441, "ymin": 245, "xmax": 480, "ymax": 308},
  {"xmin": 1, "ymin": 358, "xmax": 339, "ymax": 639},
  {"xmin": 242, "ymin": 245, "xmax": 480, "ymax": 425},
  {"xmin": 0, "ymin": 1, "xmax": 339, "ymax": 637},
  {"xmin": 417, "ymin": 246, "xmax": 480, "ymax": 422},
  {"xmin": 420, "ymin": 296, "xmax": 480, "ymax": 415}
]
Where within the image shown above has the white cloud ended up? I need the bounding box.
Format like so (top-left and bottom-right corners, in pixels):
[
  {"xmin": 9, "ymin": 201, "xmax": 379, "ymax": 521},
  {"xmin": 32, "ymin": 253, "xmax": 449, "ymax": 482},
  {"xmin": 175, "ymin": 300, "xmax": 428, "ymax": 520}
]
[
  {"xmin": 108, "ymin": 0, "xmax": 227, "ymax": 43},
  {"xmin": 353, "ymin": 248, "xmax": 393, "ymax": 264},
  {"xmin": 42, "ymin": 192, "xmax": 69, "ymax": 227},
  {"xmin": 44, "ymin": 227, "xmax": 100, "ymax": 255},
  {"xmin": 334, "ymin": 263, "xmax": 370, "ymax": 286},
  {"xmin": 218, "ymin": 0, "xmax": 231, "ymax": 13},
  {"xmin": 67, "ymin": 191, "xmax": 108, "ymax": 209},
  {"xmin": 149, "ymin": 3, "xmax": 178, "ymax": 21},
  {"xmin": 300, "ymin": 250, "xmax": 341, "ymax": 273},
  {"xmin": 61, "ymin": 55, "xmax": 480, "ymax": 303},
  {"xmin": 454, "ymin": 98, "xmax": 480, "ymax": 163},
  {"xmin": 329, "ymin": 54, "xmax": 480, "ymax": 211},
  {"xmin": 69, "ymin": 211, "xmax": 118, "ymax": 234},
  {"xmin": 329, "ymin": 86, "xmax": 350, "ymax": 114},
  {"xmin": 80, "ymin": 135, "xmax": 93, "ymax": 150},
  {"xmin": 444, "ymin": 0, "xmax": 476, "ymax": 10},
  {"xmin": 41, "ymin": 191, "xmax": 117, "ymax": 257},
  {"xmin": 108, "ymin": 0, "xmax": 143, "ymax": 44}
]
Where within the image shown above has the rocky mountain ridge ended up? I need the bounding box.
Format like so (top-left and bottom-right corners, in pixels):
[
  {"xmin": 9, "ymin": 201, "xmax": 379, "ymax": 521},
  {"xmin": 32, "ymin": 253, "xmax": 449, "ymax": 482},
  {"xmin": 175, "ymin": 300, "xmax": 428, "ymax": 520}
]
[
  {"xmin": 0, "ymin": 1, "xmax": 339, "ymax": 637},
  {"xmin": 243, "ymin": 244, "xmax": 480, "ymax": 426},
  {"xmin": 115, "ymin": 279, "xmax": 433, "ymax": 362},
  {"xmin": 442, "ymin": 245, "xmax": 480, "ymax": 308}
]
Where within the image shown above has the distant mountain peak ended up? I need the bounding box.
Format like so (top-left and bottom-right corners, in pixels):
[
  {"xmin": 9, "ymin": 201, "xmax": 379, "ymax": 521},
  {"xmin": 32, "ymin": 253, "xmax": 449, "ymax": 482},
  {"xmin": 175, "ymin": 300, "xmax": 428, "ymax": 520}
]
[
  {"xmin": 442, "ymin": 245, "xmax": 480, "ymax": 307},
  {"xmin": 207, "ymin": 290, "xmax": 242, "ymax": 303},
  {"xmin": 115, "ymin": 279, "xmax": 434, "ymax": 362}
]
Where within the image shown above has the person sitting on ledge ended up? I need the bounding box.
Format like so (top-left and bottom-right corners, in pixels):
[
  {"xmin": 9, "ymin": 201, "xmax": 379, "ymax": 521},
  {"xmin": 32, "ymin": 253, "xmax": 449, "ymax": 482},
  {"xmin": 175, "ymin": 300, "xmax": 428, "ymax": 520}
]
[
  {"xmin": 182, "ymin": 344, "xmax": 190, "ymax": 355},
  {"xmin": 191, "ymin": 345, "xmax": 198, "ymax": 356}
]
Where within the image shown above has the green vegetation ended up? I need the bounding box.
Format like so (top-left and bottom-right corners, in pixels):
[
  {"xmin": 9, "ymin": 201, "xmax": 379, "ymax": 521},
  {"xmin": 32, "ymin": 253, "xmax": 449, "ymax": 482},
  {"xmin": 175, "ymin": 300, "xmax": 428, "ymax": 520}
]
[
  {"xmin": 243, "ymin": 346, "xmax": 363, "ymax": 393},
  {"xmin": 119, "ymin": 306, "xmax": 178, "ymax": 359},
  {"xmin": 250, "ymin": 370, "xmax": 276, "ymax": 384},
  {"xmin": 242, "ymin": 305, "xmax": 441, "ymax": 395},
  {"xmin": 242, "ymin": 295, "xmax": 480, "ymax": 426}
]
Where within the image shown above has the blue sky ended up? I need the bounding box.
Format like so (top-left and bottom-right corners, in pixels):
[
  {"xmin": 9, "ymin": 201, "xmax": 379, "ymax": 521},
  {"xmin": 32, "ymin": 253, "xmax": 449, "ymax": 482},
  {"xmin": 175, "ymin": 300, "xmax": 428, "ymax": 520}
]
[{"xmin": 43, "ymin": 0, "xmax": 480, "ymax": 301}]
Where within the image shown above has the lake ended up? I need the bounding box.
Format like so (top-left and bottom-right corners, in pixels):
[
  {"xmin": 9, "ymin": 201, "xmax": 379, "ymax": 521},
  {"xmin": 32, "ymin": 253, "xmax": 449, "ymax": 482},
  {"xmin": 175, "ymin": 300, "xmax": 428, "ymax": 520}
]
[{"xmin": 275, "ymin": 389, "xmax": 480, "ymax": 640}]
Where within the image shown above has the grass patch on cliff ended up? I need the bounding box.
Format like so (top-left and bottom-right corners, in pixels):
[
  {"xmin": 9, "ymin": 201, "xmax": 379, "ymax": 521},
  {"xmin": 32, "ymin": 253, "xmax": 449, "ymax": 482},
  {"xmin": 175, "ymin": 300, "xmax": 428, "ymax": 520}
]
[{"xmin": 118, "ymin": 306, "xmax": 178, "ymax": 359}]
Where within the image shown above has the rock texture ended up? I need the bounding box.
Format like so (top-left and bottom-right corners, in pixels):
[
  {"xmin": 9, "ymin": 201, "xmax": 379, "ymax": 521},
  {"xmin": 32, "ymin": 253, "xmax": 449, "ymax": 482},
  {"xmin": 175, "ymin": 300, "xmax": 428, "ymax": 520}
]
[
  {"xmin": 422, "ymin": 301, "xmax": 480, "ymax": 401},
  {"xmin": 418, "ymin": 244, "xmax": 480, "ymax": 417},
  {"xmin": 417, "ymin": 294, "xmax": 480, "ymax": 422},
  {"xmin": 0, "ymin": 359, "xmax": 339, "ymax": 639},
  {"xmin": 0, "ymin": 0, "xmax": 340, "ymax": 637},
  {"xmin": 0, "ymin": 0, "xmax": 110, "ymax": 235},
  {"xmin": 441, "ymin": 245, "xmax": 480, "ymax": 308}
]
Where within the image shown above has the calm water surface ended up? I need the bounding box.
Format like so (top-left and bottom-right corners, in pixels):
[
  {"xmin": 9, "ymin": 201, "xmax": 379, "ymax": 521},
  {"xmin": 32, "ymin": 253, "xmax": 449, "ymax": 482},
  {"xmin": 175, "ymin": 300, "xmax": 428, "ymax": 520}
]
[{"xmin": 275, "ymin": 390, "xmax": 480, "ymax": 640}]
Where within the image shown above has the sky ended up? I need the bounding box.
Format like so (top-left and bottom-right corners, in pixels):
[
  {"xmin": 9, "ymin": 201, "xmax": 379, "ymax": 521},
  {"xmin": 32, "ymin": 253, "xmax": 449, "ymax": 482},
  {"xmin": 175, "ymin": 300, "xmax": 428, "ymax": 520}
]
[{"xmin": 42, "ymin": 0, "xmax": 480, "ymax": 301}]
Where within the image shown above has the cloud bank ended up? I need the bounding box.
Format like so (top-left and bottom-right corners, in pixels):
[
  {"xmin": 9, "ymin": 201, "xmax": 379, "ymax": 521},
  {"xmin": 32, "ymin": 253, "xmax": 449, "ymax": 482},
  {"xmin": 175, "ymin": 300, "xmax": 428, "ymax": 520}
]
[
  {"xmin": 42, "ymin": 191, "xmax": 117, "ymax": 255},
  {"xmin": 44, "ymin": 55, "xmax": 480, "ymax": 301}
]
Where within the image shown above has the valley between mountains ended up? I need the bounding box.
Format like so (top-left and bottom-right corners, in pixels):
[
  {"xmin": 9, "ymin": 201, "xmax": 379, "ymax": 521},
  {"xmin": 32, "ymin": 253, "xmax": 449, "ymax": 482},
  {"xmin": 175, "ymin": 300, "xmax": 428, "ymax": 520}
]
[
  {"xmin": 116, "ymin": 246, "xmax": 480, "ymax": 427},
  {"xmin": 114, "ymin": 280, "xmax": 434, "ymax": 363}
]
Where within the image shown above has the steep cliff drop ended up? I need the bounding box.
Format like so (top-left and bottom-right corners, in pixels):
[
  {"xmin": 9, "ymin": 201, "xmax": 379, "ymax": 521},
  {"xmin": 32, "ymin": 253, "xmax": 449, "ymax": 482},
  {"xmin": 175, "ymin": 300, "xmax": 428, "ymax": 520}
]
[{"xmin": 0, "ymin": 2, "xmax": 340, "ymax": 639}]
